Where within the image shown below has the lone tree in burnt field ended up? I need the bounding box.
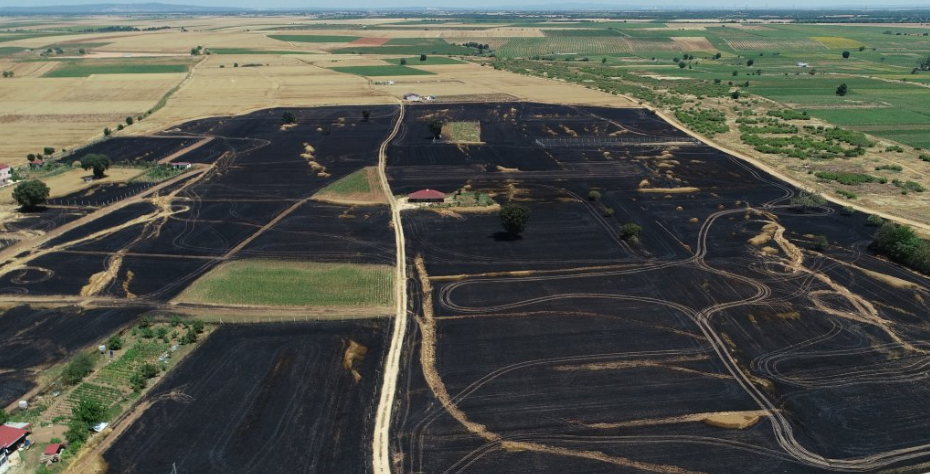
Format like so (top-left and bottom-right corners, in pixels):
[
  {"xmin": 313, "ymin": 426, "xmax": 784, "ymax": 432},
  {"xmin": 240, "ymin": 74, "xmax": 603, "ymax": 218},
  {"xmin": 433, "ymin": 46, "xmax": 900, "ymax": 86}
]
[
  {"xmin": 427, "ymin": 119, "xmax": 444, "ymax": 139},
  {"xmin": 80, "ymin": 153, "xmax": 111, "ymax": 179},
  {"xmin": 499, "ymin": 203, "xmax": 531, "ymax": 237},
  {"xmin": 282, "ymin": 111, "xmax": 298, "ymax": 125},
  {"xmin": 13, "ymin": 179, "xmax": 50, "ymax": 211},
  {"xmin": 362, "ymin": 110, "xmax": 371, "ymax": 122}
]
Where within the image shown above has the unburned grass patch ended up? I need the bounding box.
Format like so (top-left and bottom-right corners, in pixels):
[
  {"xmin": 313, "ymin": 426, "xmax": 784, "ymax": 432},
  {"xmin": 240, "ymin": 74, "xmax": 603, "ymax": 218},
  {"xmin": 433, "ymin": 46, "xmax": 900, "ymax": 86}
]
[
  {"xmin": 331, "ymin": 65, "xmax": 434, "ymax": 77},
  {"xmin": 267, "ymin": 34, "xmax": 360, "ymax": 43},
  {"xmin": 178, "ymin": 260, "xmax": 393, "ymax": 308},
  {"xmin": 442, "ymin": 121, "xmax": 482, "ymax": 143},
  {"xmin": 312, "ymin": 166, "xmax": 387, "ymax": 205},
  {"xmin": 42, "ymin": 59, "xmax": 191, "ymax": 77}
]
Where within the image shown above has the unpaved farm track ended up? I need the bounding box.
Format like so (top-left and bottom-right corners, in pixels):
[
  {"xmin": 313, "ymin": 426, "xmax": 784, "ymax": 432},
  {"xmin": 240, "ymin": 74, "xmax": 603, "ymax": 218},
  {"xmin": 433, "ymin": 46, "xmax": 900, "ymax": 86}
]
[{"xmin": 372, "ymin": 100, "xmax": 407, "ymax": 474}]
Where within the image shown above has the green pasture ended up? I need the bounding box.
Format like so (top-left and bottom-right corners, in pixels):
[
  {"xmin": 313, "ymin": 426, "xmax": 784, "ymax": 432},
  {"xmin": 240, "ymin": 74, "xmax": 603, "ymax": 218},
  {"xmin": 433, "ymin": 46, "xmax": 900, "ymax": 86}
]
[{"xmin": 331, "ymin": 65, "xmax": 434, "ymax": 76}]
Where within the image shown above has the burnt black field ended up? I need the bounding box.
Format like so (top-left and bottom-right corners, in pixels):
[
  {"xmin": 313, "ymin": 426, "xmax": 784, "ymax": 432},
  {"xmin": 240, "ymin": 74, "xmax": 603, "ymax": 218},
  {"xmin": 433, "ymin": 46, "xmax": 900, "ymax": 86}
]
[
  {"xmin": 0, "ymin": 106, "xmax": 398, "ymax": 301},
  {"xmin": 388, "ymin": 102, "xmax": 930, "ymax": 474},
  {"xmin": 4, "ymin": 102, "xmax": 930, "ymax": 473},
  {"xmin": 0, "ymin": 305, "xmax": 145, "ymax": 406},
  {"xmin": 102, "ymin": 321, "xmax": 388, "ymax": 474},
  {"xmin": 0, "ymin": 106, "xmax": 397, "ymax": 416}
]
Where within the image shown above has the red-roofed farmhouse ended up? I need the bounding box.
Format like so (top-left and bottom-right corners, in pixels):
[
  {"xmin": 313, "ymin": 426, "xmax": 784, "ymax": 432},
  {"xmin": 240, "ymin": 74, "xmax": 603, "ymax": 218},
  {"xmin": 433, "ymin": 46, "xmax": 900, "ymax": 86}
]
[{"xmin": 408, "ymin": 189, "xmax": 445, "ymax": 203}]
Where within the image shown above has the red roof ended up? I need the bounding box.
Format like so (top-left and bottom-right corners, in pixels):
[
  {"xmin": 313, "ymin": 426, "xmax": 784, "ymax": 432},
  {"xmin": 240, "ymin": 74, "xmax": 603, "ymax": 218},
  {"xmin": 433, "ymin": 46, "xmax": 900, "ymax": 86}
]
[
  {"xmin": 44, "ymin": 443, "xmax": 63, "ymax": 455},
  {"xmin": 0, "ymin": 164, "xmax": 10, "ymax": 170},
  {"xmin": 409, "ymin": 189, "xmax": 445, "ymax": 200},
  {"xmin": 0, "ymin": 425, "xmax": 28, "ymax": 449}
]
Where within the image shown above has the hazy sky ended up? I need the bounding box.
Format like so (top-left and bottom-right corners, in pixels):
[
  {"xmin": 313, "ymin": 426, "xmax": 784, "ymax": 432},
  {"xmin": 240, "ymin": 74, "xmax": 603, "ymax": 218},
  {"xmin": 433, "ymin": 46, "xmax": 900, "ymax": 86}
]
[{"xmin": 3, "ymin": 0, "xmax": 930, "ymax": 9}]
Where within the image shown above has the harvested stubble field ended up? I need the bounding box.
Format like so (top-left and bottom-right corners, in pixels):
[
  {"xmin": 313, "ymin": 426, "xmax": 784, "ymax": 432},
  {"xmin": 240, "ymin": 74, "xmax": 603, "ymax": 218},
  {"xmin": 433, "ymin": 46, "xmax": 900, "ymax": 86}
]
[
  {"xmin": 387, "ymin": 102, "xmax": 930, "ymax": 474},
  {"xmin": 102, "ymin": 321, "xmax": 388, "ymax": 474}
]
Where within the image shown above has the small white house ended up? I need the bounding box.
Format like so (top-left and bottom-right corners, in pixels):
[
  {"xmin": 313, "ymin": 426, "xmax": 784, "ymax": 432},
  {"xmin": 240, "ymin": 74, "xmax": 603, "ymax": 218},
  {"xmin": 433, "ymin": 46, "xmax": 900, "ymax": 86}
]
[
  {"xmin": 797, "ymin": 62, "xmax": 809, "ymax": 68},
  {"xmin": 0, "ymin": 164, "xmax": 11, "ymax": 185},
  {"xmin": 170, "ymin": 162, "xmax": 192, "ymax": 170},
  {"xmin": 402, "ymin": 93, "xmax": 422, "ymax": 102}
]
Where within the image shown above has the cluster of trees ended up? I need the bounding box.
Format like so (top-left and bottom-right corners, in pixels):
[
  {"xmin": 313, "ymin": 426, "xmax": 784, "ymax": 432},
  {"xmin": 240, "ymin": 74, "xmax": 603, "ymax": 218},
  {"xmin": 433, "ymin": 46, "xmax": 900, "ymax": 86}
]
[
  {"xmin": 873, "ymin": 223, "xmax": 930, "ymax": 274},
  {"xmin": 282, "ymin": 111, "xmax": 298, "ymax": 125},
  {"xmin": 66, "ymin": 398, "xmax": 107, "ymax": 445},
  {"xmin": 1, "ymin": 71, "xmax": 13, "ymax": 78},
  {"xmin": 190, "ymin": 45, "xmax": 205, "ymax": 56},
  {"xmin": 62, "ymin": 352, "xmax": 96, "ymax": 385}
]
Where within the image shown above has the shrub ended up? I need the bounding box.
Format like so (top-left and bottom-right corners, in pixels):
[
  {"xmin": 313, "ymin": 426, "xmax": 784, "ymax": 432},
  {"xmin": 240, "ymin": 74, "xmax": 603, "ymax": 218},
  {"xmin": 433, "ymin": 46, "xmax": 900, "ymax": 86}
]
[
  {"xmin": 836, "ymin": 83, "xmax": 848, "ymax": 96},
  {"xmin": 282, "ymin": 111, "xmax": 297, "ymax": 125},
  {"xmin": 588, "ymin": 190, "xmax": 601, "ymax": 201},
  {"xmin": 875, "ymin": 164, "xmax": 903, "ymax": 171},
  {"xmin": 814, "ymin": 171, "xmax": 885, "ymax": 185},
  {"xmin": 621, "ymin": 223, "xmax": 642, "ymax": 241},
  {"xmin": 106, "ymin": 335, "xmax": 123, "ymax": 351},
  {"xmin": 873, "ymin": 223, "xmax": 930, "ymax": 274},
  {"xmin": 790, "ymin": 192, "xmax": 826, "ymax": 211},
  {"xmin": 0, "ymin": 408, "xmax": 7, "ymax": 425},
  {"xmin": 920, "ymin": 154, "xmax": 930, "ymax": 162},
  {"xmin": 813, "ymin": 235, "xmax": 829, "ymax": 251},
  {"xmin": 65, "ymin": 418, "xmax": 88, "ymax": 445},
  {"xmin": 866, "ymin": 214, "xmax": 884, "ymax": 226},
  {"xmin": 603, "ymin": 207, "xmax": 614, "ymax": 217},
  {"xmin": 836, "ymin": 189, "xmax": 857, "ymax": 200},
  {"xmin": 62, "ymin": 352, "xmax": 96, "ymax": 385}
]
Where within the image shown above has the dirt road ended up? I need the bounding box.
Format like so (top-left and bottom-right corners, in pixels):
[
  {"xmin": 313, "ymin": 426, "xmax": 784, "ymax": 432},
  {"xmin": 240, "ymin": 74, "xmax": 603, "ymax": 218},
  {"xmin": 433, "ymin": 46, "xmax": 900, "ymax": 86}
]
[{"xmin": 372, "ymin": 100, "xmax": 407, "ymax": 474}]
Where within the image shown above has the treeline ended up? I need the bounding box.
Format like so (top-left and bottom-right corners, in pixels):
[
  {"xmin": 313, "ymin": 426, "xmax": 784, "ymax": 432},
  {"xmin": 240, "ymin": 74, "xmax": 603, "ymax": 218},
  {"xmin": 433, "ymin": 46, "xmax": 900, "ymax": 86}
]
[{"xmin": 873, "ymin": 223, "xmax": 930, "ymax": 275}]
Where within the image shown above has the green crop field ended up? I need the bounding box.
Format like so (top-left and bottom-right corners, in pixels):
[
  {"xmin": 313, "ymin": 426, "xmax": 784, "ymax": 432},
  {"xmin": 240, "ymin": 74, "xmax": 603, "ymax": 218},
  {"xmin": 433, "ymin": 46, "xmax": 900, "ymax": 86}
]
[
  {"xmin": 331, "ymin": 65, "xmax": 434, "ymax": 76},
  {"xmin": 316, "ymin": 167, "xmax": 372, "ymax": 196},
  {"xmin": 209, "ymin": 48, "xmax": 311, "ymax": 55},
  {"xmin": 385, "ymin": 56, "xmax": 462, "ymax": 65},
  {"xmin": 331, "ymin": 38, "xmax": 476, "ymax": 55},
  {"xmin": 43, "ymin": 61, "xmax": 190, "ymax": 77},
  {"xmin": 267, "ymin": 34, "xmax": 361, "ymax": 43},
  {"xmin": 179, "ymin": 260, "xmax": 394, "ymax": 308}
]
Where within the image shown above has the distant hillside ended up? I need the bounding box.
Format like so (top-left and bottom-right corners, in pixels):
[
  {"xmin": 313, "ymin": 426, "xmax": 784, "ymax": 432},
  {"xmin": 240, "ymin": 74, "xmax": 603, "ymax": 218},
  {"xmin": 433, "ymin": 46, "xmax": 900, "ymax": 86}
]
[{"xmin": 0, "ymin": 3, "xmax": 250, "ymax": 14}]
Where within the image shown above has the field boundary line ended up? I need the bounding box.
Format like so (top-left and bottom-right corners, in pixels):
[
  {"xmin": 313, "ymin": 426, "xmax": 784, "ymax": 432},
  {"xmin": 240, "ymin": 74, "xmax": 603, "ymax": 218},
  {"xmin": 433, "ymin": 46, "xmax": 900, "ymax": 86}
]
[
  {"xmin": 372, "ymin": 100, "xmax": 406, "ymax": 474},
  {"xmin": 0, "ymin": 167, "xmax": 207, "ymax": 263}
]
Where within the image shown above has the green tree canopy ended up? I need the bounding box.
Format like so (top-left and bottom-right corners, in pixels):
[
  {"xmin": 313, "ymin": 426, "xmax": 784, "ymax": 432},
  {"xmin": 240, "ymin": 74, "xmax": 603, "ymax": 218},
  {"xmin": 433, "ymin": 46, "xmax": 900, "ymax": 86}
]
[
  {"xmin": 80, "ymin": 153, "xmax": 111, "ymax": 178},
  {"xmin": 282, "ymin": 111, "xmax": 297, "ymax": 125},
  {"xmin": 12, "ymin": 180, "xmax": 50, "ymax": 210},
  {"xmin": 498, "ymin": 203, "xmax": 531, "ymax": 236},
  {"xmin": 836, "ymin": 83, "xmax": 848, "ymax": 96},
  {"xmin": 622, "ymin": 223, "xmax": 643, "ymax": 241},
  {"xmin": 427, "ymin": 119, "xmax": 443, "ymax": 139}
]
